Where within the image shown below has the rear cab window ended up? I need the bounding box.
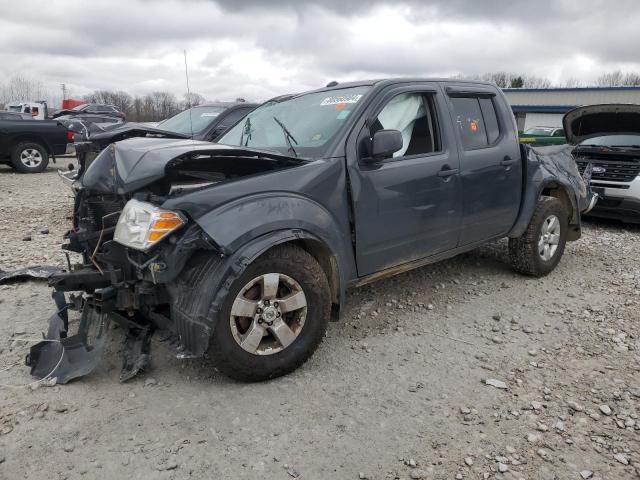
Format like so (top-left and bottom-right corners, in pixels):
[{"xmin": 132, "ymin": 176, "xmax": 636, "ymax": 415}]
[{"xmin": 450, "ymin": 95, "xmax": 501, "ymax": 149}]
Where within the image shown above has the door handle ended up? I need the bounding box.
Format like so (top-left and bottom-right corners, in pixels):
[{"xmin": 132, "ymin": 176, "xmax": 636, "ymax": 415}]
[
  {"xmin": 437, "ymin": 166, "xmax": 459, "ymax": 178},
  {"xmin": 500, "ymin": 156, "xmax": 515, "ymax": 167}
]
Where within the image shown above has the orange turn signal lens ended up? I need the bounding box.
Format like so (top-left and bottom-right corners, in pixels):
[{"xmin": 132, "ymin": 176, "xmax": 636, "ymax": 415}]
[
  {"xmin": 147, "ymin": 212, "xmax": 185, "ymax": 243},
  {"xmin": 153, "ymin": 218, "xmax": 184, "ymax": 230}
]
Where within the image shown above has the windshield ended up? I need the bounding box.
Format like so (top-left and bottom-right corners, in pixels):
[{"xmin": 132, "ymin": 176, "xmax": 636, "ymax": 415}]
[
  {"xmin": 157, "ymin": 105, "xmax": 226, "ymax": 135},
  {"xmin": 7, "ymin": 105, "xmax": 21, "ymax": 112},
  {"xmin": 523, "ymin": 128, "xmax": 553, "ymax": 136},
  {"xmin": 71, "ymin": 104, "xmax": 87, "ymax": 111},
  {"xmin": 580, "ymin": 134, "xmax": 640, "ymax": 147},
  {"xmin": 219, "ymin": 86, "xmax": 370, "ymax": 157}
]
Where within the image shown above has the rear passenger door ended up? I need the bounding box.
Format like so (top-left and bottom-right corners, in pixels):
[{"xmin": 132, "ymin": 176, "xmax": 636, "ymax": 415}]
[{"xmin": 445, "ymin": 85, "xmax": 522, "ymax": 245}]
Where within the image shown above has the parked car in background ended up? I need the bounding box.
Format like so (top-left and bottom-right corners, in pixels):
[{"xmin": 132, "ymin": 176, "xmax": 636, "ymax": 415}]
[
  {"xmin": 0, "ymin": 118, "xmax": 71, "ymax": 172},
  {"xmin": 28, "ymin": 79, "xmax": 595, "ymax": 385},
  {"xmin": 6, "ymin": 101, "xmax": 49, "ymax": 120},
  {"xmin": 69, "ymin": 101, "xmax": 258, "ymax": 177},
  {"xmin": 519, "ymin": 126, "xmax": 566, "ymax": 146},
  {"xmin": 0, "ymin": 111, "xmax": 34, "ymax": 120},
  {"xmin": 51, "ymin": 103, "xmax": 126, "ymax": 121},
  {"xmin": 154, "ymin": 102, "xmax": 258, "ymax": 139},
  {"xmin": 56, "ymin": 113, "xmax": 124, "ymax": 126},
  {"xmin": 570, "ymin": 104, "xmax": 640, "ymax": 223}
]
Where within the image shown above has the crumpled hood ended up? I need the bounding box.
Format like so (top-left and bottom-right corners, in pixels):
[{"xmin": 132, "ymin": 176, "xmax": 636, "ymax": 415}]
[
  {"xmin": 563, "ymin": 104, "xmax": 640, "ymax": 145},
  {"xmin": 80, "ymin": 137, "xmax": 307, "ymax": 194},
  {"xmin": 87, "ymin": 122, "xmax": 190, "ymax": 146}
]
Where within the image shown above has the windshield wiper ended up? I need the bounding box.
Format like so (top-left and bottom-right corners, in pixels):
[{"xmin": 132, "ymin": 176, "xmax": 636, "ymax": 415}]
[
  {"xmin": 611, "ymin": 144, "xmax": 640, "ymax": 149},
  {"xmin": 273, "ymin": 116, "xmax": 298, "ymax": 157},
  {"xmin": 240, "ymin": 116, "xmax": 252, "ymax": 146}
]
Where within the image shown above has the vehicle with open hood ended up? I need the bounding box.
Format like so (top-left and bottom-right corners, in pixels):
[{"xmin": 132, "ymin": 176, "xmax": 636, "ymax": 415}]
[
  {"xmin": 568, "ymin": 104, "xmax": 640, "ymax": 223},
  {"xmin": 26, "ymin": 79, "xmax": 596, "ymax": 384}
]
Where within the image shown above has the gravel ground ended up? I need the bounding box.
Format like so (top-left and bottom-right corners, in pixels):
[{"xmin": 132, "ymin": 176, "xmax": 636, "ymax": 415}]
[{"xmin": 0, "ymin": 163, "xmax": 639, "ymax": 480}]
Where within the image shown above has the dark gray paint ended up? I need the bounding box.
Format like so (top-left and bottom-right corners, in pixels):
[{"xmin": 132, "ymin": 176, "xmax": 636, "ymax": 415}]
[{"xmin": 82, "ymin": 78, "xmax": 592, "ymax": 293}]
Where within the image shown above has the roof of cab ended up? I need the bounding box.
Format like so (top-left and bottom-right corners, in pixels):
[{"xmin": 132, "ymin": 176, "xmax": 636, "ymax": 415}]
[{"xmin": 296, "ymin": 77, "xmax": 499, "ymax": 96}]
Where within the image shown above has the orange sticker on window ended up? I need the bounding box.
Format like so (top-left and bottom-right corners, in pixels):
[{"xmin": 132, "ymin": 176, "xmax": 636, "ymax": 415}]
[
  {"xmin": 470, "ymin": 120, "xmax": 478, "ymax": 132},
  {"xmin": 335, "ymin": 102, "xmax": 346, "ymax": 111}
]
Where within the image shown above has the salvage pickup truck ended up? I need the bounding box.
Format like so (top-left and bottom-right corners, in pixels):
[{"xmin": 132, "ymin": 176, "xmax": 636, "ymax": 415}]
[
  {"xmin": 0, "ymin": 119, "xmax": 71, "ymax": 172},
  {"xmin": 27, "ymin": 79, "xmax": 596, "ymax": 384}
]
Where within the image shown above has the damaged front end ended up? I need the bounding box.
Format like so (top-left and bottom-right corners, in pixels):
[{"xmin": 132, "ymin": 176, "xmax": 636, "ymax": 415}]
[{"xmin": 27, "ymin": 138, "xmax": 307, "ymax": 383}]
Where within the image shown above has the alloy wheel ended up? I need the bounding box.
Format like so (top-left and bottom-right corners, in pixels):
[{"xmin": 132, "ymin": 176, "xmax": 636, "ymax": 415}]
[
  {"xmin": 538, "ymin": 214, "xmax": 561, "ymax": 261},
  {"xmin": 20, "ymin": 148, "xmax": 43, "ymax": 168},
  {"xmin": 229, "ymin": 273, "xmax": 307, "ymax": 355}
]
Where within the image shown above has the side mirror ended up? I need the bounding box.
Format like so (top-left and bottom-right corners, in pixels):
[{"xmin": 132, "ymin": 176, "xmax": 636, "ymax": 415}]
[{"xmin": 370, "ymin": 129, "xmax": 403, "ymax": 161}]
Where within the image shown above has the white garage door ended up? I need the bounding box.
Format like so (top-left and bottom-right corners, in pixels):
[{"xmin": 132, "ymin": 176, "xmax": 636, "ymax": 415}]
[{"xmin": 523, "ymin": 113, "xmax": 564, "ymax": 130}]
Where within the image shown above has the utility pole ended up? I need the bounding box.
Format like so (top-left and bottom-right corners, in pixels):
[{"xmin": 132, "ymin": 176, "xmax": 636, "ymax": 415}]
[{"xmin": 61, "ymin": 83, "xmax": 67, "ymax": 101}]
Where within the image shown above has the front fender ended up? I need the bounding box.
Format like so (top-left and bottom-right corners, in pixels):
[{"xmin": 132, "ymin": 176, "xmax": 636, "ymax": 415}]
[
  {"xmin": 193, "ymin": 192, "xmax": 354, "ymax": 304},
  {"xmin": 194, "ymin": 192, "xmax": 346, "ymax": 255}
]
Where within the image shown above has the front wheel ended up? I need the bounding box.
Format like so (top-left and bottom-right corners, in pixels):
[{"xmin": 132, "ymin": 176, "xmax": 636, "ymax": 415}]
[
  {"xmin": 509, "ymin": 196, "xmax": 569, "ymax": 277},
  {"xmin": 208, "ymin": 245, "xmax": 331, "ymax": 381},
  {"xmin": 11, "ymin": 142, "xmax": 49, "ymax": 173}
]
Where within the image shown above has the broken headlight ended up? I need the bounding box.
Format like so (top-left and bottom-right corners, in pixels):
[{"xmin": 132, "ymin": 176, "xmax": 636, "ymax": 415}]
[{"xmin": 114, "ymin": 199, "xmax": 186, "ymax": 251}]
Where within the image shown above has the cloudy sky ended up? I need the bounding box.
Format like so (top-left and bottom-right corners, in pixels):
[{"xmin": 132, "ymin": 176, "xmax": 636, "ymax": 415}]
[{"xmin": 1, "ymin": 0, "xmax": 640, "ymax": 103}]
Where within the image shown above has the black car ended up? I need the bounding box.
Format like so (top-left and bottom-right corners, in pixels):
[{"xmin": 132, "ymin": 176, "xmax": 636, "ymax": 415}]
[
  {"xmin": 56, "ymin": 113, "xmax": 124, "ymax": 127},
  {"xmin": 71, "ymin": 102, "xmax": 257, "ymax": 175},
  {"xmin": 51, "ymin": 103, "xmax": 126, "ymax": 121},
  {"xmin": 153, "ymin": 102, "xmax": 258, "ymax": 140}
]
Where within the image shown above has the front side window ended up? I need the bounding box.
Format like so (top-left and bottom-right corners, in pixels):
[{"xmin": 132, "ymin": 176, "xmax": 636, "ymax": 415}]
[
  {"xmin": 219, "ymin": 86, "xmax": 370, "ymax": 158},
  {"xmin": 369, "ymin": 92, "xmax": 440, "ymax": 158}
]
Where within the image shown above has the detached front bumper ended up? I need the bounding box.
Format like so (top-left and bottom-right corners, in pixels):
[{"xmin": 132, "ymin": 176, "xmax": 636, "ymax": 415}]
[{"xmin": 26, "ymin": 291, "xmax": 111, "ymax": 384}]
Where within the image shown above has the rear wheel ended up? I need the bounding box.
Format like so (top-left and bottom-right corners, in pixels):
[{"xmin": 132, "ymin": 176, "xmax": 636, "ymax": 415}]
[
  {"xmin": 509, "ymin": 196, "xmax": 569, "ymax": 277},
  {"xmin": 11, "ymin": 142, "xmax": 49, "ymax": 173},
  {"xmin": 208, "ymin": 245, "xmax": 331, "ymax": 381}
]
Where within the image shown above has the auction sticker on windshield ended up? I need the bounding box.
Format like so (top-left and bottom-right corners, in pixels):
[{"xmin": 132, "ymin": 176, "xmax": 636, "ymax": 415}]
[
  {"xmin": 320, "ymin": 94, "xmax": 363, "ymax": 106},
  {"xmin": 201, "ymin": 112, "xmax": 220, "ymax": 117}
]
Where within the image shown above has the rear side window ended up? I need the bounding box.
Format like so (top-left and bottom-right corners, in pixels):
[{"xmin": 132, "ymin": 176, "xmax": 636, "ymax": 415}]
[
  {"xmin": 479, "ymin": 98, "xmax": 500, "ymax": 144},
  {"xmin": 450, "ymin": 97, "xmax": 501, "ymax": 149}
]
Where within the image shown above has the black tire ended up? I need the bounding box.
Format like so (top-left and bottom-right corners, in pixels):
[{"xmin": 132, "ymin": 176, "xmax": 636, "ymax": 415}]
[
  {"xmin": 181, "ymin": 245, "xmax": 331, "ymax": 382},
  {"xmin": 509, "ymin": 196, "xmax": 569, "ymax": 277},
  {"xmin": 11, "ymin": 141, "xmax": 49, "ymax": 173}
]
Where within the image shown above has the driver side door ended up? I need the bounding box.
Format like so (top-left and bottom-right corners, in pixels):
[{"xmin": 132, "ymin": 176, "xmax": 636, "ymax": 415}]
[{"xmin": 347, "ymin": 85, "xmax": 462, "ymax": 276}]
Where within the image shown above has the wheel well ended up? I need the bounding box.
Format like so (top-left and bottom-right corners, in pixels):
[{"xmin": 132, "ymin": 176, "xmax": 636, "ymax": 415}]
[
  {"xmin": 541, "ymin": 182, "xmax": 580, "ymax": 240},
  {"xmin": 261, "ymin": 238, "xmax": 340, "ymax": 306}
]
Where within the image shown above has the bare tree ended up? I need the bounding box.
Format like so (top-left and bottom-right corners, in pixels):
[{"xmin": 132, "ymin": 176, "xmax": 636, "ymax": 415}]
[
  {"xmin": 182, "ymin": 92, "xmax": 206, "ymax": 109},
  {"xmin": 83, "ymin": 90, "xmax": 133, "ymax": 115},
  {"xmin": 595, "ymin": 70, "xmax": 640, "ymax": 86},
  {"xmin": 0, "ymin": 75, "xmax": 54, "ymax": 106},
  {"xmin": 563, "ymin": 77, "xmax": 583, "ymax": 88}
]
